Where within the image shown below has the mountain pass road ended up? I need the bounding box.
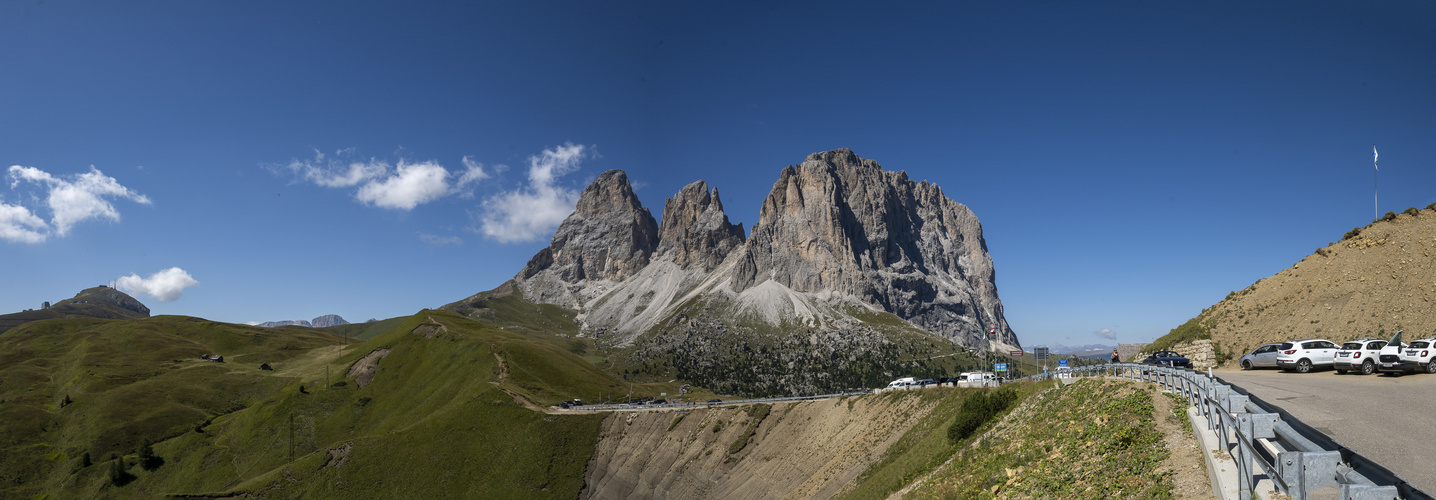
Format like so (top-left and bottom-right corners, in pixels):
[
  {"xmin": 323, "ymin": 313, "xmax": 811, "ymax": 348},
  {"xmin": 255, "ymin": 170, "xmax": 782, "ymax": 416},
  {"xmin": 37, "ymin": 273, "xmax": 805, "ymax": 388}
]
[{"xmin": 1213, "ymin": 368, "xmax": 1435, "ymax": 493}]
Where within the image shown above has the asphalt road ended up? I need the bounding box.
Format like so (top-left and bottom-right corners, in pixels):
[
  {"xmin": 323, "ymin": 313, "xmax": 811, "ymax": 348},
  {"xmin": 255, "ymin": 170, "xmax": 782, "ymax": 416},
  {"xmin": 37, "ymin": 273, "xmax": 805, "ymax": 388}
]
[{"xmin": 1214, "ymin": 367, "xmax": 1435, "ymax": 494}]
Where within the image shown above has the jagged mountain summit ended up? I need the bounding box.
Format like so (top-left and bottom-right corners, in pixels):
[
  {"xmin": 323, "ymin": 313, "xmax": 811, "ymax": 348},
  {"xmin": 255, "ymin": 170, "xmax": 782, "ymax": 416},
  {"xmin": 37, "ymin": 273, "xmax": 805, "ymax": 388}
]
[
  {"xmin": 448, "ymin": 149, "xmax": 1018, "ymax": 394},
  {"xmin": 255, "ymin": 314, "xmax": 350, "ymax": 328},
  {"xmin": 505, "ymin": 149, "xmax": 1017, "ymax": 348}
]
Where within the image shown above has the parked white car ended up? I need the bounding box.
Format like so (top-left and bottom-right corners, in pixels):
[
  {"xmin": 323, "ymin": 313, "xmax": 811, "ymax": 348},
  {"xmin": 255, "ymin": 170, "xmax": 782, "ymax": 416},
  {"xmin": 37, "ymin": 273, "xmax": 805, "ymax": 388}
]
[
  {"xmin": 1377, "ymin": 331, "xmax": 1412, "ymax": 375},
  {"xmin": 1335, "ymin": 338, "xmax": 1388, "ymax": 375},
  {"xmin": 1239, "ymin": 343, "xmax": 1283, "ymax": 370},
  {"xmin": 1397, "ymin": 338, "xmax": 1436, "ymax": 374},
  {"xmin": 1276, "ymin": 339, "xmax": 1339, "ymax": 373}
]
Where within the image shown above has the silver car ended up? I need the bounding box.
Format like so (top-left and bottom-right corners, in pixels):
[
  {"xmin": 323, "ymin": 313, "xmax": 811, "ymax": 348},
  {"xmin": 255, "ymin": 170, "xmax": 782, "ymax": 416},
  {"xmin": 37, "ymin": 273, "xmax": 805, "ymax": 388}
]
[{"xmin": 1239, "ymin": 343, "xmax": 1283, "ymax": 370}]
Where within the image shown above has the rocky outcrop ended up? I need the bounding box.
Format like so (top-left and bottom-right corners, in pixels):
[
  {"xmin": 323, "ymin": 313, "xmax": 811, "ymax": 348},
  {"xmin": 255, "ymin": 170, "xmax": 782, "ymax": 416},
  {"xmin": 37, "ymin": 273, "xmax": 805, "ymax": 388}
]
[
  {"xmin": 311, "ymin": 314, "xmax": 350, "ymax": 328},
  {"xmin": 655, "ymin": 181, "xmax": 745, "ymax": 272},
  {"xmin": 729, "ymin": 149, "xmax": 1016, "ymax": 348},
  {"xmin": 255, "ymin": 314, "xmax": 350, "ymax": 328},
  {"xmin": 516, "ymin": 170, "xmax": 659, "ymax": 308}
]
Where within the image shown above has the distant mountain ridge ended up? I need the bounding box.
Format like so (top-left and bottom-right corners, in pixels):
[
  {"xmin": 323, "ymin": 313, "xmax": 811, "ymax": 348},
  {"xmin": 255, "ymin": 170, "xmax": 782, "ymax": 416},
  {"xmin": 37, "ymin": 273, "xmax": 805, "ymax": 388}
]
[{"xmin": 256, "ymin": 314, "xmax": 350, "ymax": 328}]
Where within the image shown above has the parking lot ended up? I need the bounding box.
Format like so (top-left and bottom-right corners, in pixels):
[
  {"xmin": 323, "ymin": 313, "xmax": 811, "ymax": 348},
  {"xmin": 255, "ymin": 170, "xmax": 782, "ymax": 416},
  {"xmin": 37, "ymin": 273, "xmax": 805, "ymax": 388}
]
[{"xmin": 1215, "ymin": 367, "xmax": 1436, "ymax": 494}]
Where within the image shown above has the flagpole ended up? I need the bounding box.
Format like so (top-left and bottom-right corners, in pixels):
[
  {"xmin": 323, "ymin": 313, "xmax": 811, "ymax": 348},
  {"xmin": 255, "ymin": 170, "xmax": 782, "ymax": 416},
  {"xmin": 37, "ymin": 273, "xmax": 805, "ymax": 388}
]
[{"xmin": 1373, "ymin": 145, "xmax": 1379, "ymax": 220}]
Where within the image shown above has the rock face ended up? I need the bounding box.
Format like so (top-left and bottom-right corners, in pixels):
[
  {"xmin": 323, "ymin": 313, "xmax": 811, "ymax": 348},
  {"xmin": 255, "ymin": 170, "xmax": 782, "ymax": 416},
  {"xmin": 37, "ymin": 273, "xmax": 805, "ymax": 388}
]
[
  {"xmin": 256, "ymin": 314, "xmax": 350, "ymax": 328},
  {"xmin": 655, "ymin": 180, "xmax": 745, "ymax": 272},
  {"xmin": 517, "ymin": 170, "xmax": 659, "ymax": 307},
  {"xmin": 503, "ymin": 149, "xmax": 1019, "ymax": 352},
  {"xmin": 310, "ymin": 314, "xmax": 350, "ymax": 328},
  {"xmin": 729, "ymin": 149, "xmax": 1015, "ymax": 348}
]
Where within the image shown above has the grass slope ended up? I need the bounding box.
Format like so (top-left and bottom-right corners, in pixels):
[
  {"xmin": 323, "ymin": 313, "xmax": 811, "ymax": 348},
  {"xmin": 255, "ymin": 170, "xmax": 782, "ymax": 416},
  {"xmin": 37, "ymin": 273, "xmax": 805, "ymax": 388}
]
[
  {"xmin": 908, "ymin": 378, "xmax": 1173, "ymax": 499},
  {"xmin": 27, "ymin": 309, "xmax": 640, "ymax": 498},
  {"xmin": 0, "ymin": 315, "xmax": 345, "ymax": 498}
]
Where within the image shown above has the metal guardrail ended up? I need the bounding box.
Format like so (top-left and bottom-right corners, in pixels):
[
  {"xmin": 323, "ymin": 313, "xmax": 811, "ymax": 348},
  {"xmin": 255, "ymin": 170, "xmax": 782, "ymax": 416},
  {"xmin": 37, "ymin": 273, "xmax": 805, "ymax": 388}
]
[
  {"xmin": 569, "ymin": 391, "xmax": 866, "ymax": 412},
  {"xmin": 1019, "ymin": 363, "xmax": 1430, "ymax": 500}
]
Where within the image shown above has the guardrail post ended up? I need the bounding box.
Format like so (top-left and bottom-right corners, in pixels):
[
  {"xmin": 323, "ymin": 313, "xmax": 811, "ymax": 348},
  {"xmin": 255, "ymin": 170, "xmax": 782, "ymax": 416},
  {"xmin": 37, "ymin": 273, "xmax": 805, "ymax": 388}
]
[
  {"xmin": 1228, "ymin": 394, "xmax": 1250, "ymax": 414},
  {"xmin": 1278, "ymin": 450, "xmax": 1340, "ymax": 500}
]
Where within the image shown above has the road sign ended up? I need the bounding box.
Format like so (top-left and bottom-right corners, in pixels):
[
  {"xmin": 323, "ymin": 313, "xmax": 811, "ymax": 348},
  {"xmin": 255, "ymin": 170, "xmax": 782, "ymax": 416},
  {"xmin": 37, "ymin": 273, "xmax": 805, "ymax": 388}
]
[
  {"xmin": 1010, "ymin": 350, "xmax": 1024, "ymax": 357},
  {"xmin": 994, "ymin": 363, "xmax": 1008, "ymax": 372},
  {"xmin": 1034, "ymin": 347, "xmax": 1049, "ymax": 360},
  {"xmin": 1058, "ymin": 359, "xmax": 1069, "ymax": 368}
]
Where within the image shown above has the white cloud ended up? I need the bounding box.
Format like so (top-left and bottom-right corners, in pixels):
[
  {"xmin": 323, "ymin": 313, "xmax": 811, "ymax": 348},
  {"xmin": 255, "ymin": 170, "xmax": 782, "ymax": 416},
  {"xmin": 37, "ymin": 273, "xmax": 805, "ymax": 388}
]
[
  {"xmin": 271, "ymin": 150, "xmax": 490, "ymax": 210},
  {"xmin": 0, "ymin": 202, "xmax": 48, "ymax": 243},
  {"xmin": 419, "ymin": 232, "xmax": 463, "ymax": 246},
  {"xmin": 477, "ymin": 143, "xmax": 587, "ymax": 243},
  {"xmin": 1095, "ymin": 328, "xmax": 1117, "ymax": 340},
  {"xmin": 4, "ymin": 165, "xmax": 150, "ymax": 242},
  {"xmin": 356, "ymin": 160, "xmax": 451, "ymax": 210},
  {"xmin": 116, "ymin": 267, "xmax": 199, "ymax": 303}
]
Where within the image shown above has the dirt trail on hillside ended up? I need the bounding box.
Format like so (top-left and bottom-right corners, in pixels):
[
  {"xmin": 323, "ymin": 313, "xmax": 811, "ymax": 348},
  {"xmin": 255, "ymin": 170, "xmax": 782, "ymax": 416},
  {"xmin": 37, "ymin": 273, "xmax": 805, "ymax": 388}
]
[{"xmin": 582, "ymin": 393, "xmax": 942, "ymax": 500}]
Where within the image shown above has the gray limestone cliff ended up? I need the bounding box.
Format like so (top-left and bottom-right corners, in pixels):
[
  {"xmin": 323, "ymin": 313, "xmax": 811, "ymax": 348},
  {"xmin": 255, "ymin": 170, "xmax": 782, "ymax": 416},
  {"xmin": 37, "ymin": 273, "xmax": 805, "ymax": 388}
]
[
  {"xmin": 517, "ymin": 170, "xmax": 659, "ymax": 308},
  {"xmin": 729, "ymin": 148, "xmax": 1016, "ymax": 348},
  {"xmin": 655, "ymin": 180, "xmax": 745, "ymax": 272}
]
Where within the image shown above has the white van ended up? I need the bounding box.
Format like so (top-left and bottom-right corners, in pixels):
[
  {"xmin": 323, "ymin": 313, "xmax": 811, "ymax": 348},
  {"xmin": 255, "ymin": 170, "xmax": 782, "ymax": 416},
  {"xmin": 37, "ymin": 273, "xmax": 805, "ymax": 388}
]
[{"xmin": 886, "ymin": 377, "xmax": 916, "ymax": 389}]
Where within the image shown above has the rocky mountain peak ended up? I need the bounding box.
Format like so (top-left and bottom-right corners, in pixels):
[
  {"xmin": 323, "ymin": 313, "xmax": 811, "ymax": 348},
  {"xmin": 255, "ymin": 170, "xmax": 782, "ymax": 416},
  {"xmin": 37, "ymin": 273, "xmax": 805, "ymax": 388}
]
[
  {"xmin": 518, "ymin": 169, "xmax": 659, "ymax": 289},
  {"xmin": 730, "ymin": 149, "xmax": 1016, "ymax": 348},
  {"xmin": 63, "ymin": 286, "xmax": 151, "ymax": 317},
  {"xmin": 656, "ymin": 180, "xmax": 746, "ymax": 271}
]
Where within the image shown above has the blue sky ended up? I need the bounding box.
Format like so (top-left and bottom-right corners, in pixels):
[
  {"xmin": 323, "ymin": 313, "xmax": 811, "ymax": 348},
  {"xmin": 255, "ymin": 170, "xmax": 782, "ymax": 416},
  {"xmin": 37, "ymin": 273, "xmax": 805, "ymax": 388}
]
[{"xmin": 3, "ymin": 1, "xmax": 1434, "ymax": 348}]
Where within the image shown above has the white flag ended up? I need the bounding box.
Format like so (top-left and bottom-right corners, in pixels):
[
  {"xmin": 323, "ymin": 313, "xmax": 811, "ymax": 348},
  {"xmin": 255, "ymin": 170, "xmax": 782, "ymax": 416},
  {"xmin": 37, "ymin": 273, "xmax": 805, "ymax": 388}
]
[{"xmin": 1374, "ymin": 145, "xmax": 1379, "ymax": 171}]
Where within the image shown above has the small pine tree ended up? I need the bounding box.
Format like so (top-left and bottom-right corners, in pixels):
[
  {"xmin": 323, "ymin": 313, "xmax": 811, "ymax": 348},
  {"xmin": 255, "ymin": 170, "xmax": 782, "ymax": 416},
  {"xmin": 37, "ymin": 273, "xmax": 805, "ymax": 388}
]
[
  {"xmin": 81, "ymin": 452, "xmax": 92, "ymax": 468},
  {"xmin": 138, "ymin": 439, "xmax": 161, "ymax": 471},
  {"xmin": 108, "ymin": 455, "xmax": 126, "ymax": 485}
]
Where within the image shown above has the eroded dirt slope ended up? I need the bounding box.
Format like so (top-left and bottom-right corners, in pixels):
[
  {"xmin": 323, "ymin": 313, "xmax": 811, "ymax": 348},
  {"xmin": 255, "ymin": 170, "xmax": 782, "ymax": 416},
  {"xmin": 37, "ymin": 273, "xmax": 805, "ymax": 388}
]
[{"xmin": 583, "ymin": 391, "xmax": 944, "ymax": 500}]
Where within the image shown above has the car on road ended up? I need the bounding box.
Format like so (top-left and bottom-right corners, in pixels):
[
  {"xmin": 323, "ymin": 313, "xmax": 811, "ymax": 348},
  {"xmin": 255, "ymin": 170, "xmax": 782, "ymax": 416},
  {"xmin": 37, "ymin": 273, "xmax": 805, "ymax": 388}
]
[
  {"xmin": 886, "ymin": 377, "xmax": 916, "ymax": 389},
  {"xmin": 1397, "ymin": 338, "xmax": 1436, "ymax": 374},
  {"xmin": 916, "ymin": 379, "xmax": 936, "ymax": 387},
  {"xmin": 1276, "ymin": 339, "xmax": 1339, "ymax": 373},
  {"xmin": 1239, "ymin": 343, "xmax": 1283, "ymax": 370},
  {"xmin": 1335, "ymin": 339, "xmax": 1387, "ymax": 375},
  {"xmin": 1141, "ymin": 350, "xmax": 1193, "ymax": 368}
]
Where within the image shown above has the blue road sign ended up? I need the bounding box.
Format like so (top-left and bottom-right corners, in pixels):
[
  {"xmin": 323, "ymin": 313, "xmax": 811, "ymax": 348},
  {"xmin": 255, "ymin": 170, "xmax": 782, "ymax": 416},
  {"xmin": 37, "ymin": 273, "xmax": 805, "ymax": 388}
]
[
  {"xmin": 994, "ymin": 363, "xmax": 1008, "ymax": 372},
  {"xmin": 1058, "ymin": 359, "xmax": 1069, "ymax": 368}
]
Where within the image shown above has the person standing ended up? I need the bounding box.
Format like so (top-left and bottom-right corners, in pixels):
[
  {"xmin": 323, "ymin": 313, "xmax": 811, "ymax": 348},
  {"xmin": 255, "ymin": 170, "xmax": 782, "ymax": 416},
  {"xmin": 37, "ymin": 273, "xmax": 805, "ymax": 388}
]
[{"xmin": 1110, "ymin": 348, "xmax": 1121, "ymax": 363}]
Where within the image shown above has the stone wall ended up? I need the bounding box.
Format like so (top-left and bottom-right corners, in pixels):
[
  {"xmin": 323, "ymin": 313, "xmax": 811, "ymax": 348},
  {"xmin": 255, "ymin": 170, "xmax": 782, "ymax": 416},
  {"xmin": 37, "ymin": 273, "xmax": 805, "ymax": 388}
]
[
  {"xmin": 1117, "ymin": 343, "xmax": 1148, "ymax": 364},
  {"xmin": 1135, "ymin": 340, "xmax": 1217, "ymax": 370}
]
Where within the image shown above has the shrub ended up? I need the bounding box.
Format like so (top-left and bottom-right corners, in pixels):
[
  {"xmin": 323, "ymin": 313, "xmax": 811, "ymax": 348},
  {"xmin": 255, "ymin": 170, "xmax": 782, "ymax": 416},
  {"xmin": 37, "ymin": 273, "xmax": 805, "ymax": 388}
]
[
  {"xmin": 1427, "ymin": 202, "xmax": 1436, "ymax": 211},
  {"xmin": 1342, "ymin": 227, "xmax": 1361, "ymax": 240},
  {"xmin": 80, "ymin": 452, "xmax": 92, "ymax": 468},
  {"xmin": 1404, "ymin": 207, "xmax": 1419, "ymax": 216},
  {"xmin": 947, "ymin": 388, "xmax": 1019, "ymax": 443},
  {"xmin": 1382, "ymin": 211, "xmax": 1397, "ymax": 222}
]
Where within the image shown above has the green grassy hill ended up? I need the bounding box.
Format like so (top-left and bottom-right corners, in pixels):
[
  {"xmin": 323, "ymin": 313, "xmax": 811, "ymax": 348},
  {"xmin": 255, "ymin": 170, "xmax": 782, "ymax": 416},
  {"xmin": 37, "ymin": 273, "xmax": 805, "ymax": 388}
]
[{"xmin": 0, "ymin": 308, "xmax": 654, "ymax": 498}]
